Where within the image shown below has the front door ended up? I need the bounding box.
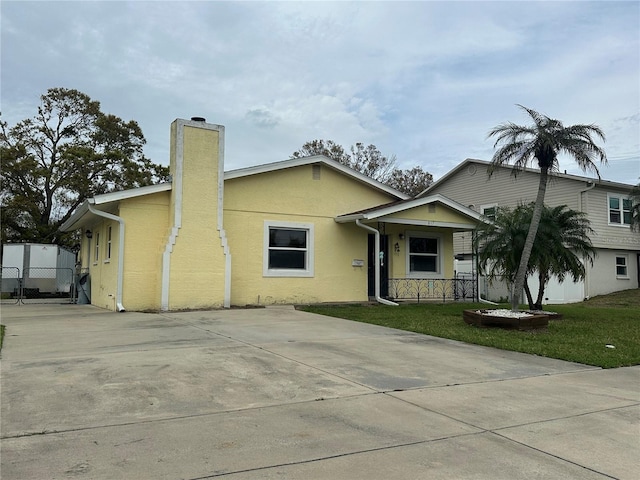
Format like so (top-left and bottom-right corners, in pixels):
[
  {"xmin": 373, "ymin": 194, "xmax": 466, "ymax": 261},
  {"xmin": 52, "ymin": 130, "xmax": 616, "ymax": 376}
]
[{"xmin": 367, "ymin": 234, "xmax": 389, "ymax": 298}]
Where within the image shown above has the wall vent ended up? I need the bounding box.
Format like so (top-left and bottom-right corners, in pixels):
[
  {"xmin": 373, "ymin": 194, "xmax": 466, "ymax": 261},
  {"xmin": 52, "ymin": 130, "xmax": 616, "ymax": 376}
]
[{"xmin": 312, "ymin": 164, "xmax": 321, "ymax": 180}]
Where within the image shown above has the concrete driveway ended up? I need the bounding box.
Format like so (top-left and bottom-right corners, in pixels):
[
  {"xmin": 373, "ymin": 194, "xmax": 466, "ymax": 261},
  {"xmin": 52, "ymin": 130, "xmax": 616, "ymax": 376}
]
[{"xmin": 1, "ymin": 304, "xmax": 638, "ymax": 479}]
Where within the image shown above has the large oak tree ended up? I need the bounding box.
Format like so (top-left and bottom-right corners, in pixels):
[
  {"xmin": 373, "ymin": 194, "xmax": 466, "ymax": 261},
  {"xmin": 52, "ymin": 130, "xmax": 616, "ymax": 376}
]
[{"xmin": 1, "ymin": 88, "xmax": 169, "ymax": 246}]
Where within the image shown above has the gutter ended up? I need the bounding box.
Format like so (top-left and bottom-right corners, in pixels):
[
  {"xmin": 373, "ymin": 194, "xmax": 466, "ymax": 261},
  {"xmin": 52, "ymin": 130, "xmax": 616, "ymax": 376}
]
[
  {"xmin": 88, "ymin": 203, "xmax": 126, "ymax": 312},
  {"xmin": 355, "ymin": 219, "xmax": 398, "ymax": 306}
]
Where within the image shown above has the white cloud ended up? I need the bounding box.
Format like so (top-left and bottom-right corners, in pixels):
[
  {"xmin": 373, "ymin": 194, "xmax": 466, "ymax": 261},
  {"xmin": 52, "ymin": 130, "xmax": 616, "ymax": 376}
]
[{"xmin": 1, "ymin": 0, "xmax": 638, "ymax": 184}]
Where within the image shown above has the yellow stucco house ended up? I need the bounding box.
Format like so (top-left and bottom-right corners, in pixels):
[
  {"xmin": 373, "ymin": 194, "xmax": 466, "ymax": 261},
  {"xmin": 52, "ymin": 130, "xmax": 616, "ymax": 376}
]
[{"xmin": 61, "ymin": 118, "xmax": 482, "ymax": 311}]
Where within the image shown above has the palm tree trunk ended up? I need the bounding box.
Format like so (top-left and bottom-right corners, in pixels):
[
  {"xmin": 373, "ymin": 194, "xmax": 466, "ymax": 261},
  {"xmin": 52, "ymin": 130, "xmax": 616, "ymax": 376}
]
[
  {"xmin": 524, "ymin": 279, "xmax": 534, "ymax": 310},
  {"xmin": 511, "ymin": 168, "xmax": 549, "ymax": 311},
  {"xmin": 534, "ymin": 270, "xmax": 547, "ymax": 310}
]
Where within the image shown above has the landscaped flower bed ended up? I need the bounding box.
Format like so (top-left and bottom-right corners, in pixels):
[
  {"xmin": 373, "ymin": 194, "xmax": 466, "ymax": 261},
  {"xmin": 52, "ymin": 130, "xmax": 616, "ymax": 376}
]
[{"xmin": 463, "ymin": 309, "xmax": 549, "ymax": 330}]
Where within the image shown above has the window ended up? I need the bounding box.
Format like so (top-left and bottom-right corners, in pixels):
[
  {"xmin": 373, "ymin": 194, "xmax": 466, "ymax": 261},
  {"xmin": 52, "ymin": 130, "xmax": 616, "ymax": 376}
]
[
  {"xmin": 407, "ymin": 233, "xmax": 441, "ymax": 276},
  {"xmin": 263, "ymin": 221, "xmax": 314, "ymax": 277},
  {"xmin": 481, "ymin": 204, "xmax": 498, "ymax": 222},
  {"xmin": 94, "ymin": 232, "xmax": 100, "ymax": 263},
  {"xmin": 608, "ymin": 194, "xmax": 632, "ymax": 226},
  {"xmin": 106, "ymin": 226, "xmax": 112, "ymax": 261},
  {"xmin": 616, "ymin": 256, "xmax": 628, "ymax": 278}
]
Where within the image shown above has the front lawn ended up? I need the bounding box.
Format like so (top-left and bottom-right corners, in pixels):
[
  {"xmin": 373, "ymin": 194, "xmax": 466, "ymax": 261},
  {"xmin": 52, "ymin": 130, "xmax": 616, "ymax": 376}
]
[{"xmin": 300, "ymin": 289, "xmax": 640, "ymax": 368}]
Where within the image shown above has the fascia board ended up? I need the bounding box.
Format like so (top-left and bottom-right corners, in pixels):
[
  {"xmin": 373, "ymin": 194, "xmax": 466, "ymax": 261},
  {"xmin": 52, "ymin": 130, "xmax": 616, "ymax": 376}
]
[
  {"xmin": 93, "ymin": 183, "xmax": 172, "ymax": 205},
  {"xmin": 335, "ymin": 193, "xmax": 484, "ymax": 224}
]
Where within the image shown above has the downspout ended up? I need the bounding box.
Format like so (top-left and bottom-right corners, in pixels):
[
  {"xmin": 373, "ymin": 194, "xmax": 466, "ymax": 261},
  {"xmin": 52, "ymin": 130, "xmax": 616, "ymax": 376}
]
[
  {"xmin": 578, "ymin": 181, "xmax": 596, "ymax": 300},
  {"xmin": 355, "ymin": 219, "xmax": 398, "ymax": 306},
  {"xmin": 88, "ymin": 203, "xmax": 126, "ymax": 312}
]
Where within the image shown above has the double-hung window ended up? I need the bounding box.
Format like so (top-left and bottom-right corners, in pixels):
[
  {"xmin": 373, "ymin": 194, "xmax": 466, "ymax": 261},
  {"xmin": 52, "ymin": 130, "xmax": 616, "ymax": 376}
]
[
  {"xmin": 407, "ymin": 233, "xmax": 441, "ymax": 276},
  {"xmin": 264, "ymin": 221, "xmax": 314, "ymax": 277},
  {"xmin": 616, "ymin": 256, "xmax": 628, "ymax": 278},
  {"xmin": 608, "ymin": 194, "xmax": 632, "ymax": 226}
]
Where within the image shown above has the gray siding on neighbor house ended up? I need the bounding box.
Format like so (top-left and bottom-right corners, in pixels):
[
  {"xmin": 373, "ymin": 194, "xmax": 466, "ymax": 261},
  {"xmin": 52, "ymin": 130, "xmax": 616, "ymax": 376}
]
[
  {"xmin": 582, "ymin": 186, "xmax": 639, "ymax": 250},
  {"xmin": 430, "ymin": 161, "xmax": 639, "ymax": 253},
  {"xmin": 430, "ymin": 160, "xmax": 639, "ymax": 300}
]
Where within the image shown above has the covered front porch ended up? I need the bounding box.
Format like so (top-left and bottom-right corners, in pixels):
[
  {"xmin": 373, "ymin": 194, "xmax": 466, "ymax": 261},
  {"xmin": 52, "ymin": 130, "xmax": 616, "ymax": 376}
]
[{"xmin": 336, "ymin": 194, "xmax": 483, "ymax": 304}]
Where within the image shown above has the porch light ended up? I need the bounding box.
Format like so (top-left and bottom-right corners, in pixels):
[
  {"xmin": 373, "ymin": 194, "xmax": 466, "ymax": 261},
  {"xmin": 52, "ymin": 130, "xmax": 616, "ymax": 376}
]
[{"xmin": 85, "ymin": 230, "xmax": 93, "ymax": 239}]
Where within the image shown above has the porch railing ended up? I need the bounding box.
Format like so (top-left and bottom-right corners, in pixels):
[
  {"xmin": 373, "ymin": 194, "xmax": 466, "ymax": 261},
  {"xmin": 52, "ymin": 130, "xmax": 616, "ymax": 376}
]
[{"xmin": 388, "ymin": 277, "xmax": 477, "ymax": 302}]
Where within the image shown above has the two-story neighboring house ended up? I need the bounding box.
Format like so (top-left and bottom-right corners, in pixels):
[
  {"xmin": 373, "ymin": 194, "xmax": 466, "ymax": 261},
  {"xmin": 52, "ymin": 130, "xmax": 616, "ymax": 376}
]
[{"xmin": 422, "ymin": 158, "xmax": 639, "ymax": 304}]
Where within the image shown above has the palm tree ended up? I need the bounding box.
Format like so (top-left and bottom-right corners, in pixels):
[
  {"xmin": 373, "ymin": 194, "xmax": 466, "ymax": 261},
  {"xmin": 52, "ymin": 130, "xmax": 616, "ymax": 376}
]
[
  {"xmin": 475, "ymin": 205, "xmax": 529, "ymax": 286},
  {"xmin": 530, "ymin": 204, "xmax": 596, "ymax": 309},
  {"xmin": 475, "ymin": 203, "xmax": 596, "ymax": 310},
  {"xmin": 488, "ymin": 105, "xmax": 606, "ymax": 311}
]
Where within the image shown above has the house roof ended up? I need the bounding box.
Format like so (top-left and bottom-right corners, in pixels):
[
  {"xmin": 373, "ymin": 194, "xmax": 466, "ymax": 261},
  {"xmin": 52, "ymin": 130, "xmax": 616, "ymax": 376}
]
[
  {"xmin": 59, "ymin": 183, "xmax": 172, "ymax": 232},
  {"xmin": 335, "ymin": 193, "xmax": 484, "ymax": 230},
  {"xmin": 60, "ymin": 156, "xmax": 409, "ymax": 232},
  {"xmin": 224, "ymin": 155, "xmax": 410, "ymax": 200},
  {"xmin": 419, "ymin": 158, "xmax": 636, "ymax": 197}
]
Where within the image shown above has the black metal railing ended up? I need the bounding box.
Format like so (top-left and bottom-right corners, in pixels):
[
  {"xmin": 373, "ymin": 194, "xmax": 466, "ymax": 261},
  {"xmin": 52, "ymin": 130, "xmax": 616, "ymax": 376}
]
[{"xmin": 388, "ymin": 277, "xmax": 477, "ymax": 302}]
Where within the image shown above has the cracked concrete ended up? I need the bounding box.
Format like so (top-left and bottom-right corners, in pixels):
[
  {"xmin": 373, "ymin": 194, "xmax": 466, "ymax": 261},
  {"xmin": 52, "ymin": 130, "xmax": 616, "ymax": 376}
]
[{"xmin": 1, "ymin": 304, "xmax": 638, "ymax": 479}]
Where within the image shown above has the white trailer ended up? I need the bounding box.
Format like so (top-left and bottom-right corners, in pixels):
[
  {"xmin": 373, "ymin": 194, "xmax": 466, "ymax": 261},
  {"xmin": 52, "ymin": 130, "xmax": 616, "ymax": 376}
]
[{"xmin": 1, "ymin": 243, "xmax": 76, "ymax": 296}]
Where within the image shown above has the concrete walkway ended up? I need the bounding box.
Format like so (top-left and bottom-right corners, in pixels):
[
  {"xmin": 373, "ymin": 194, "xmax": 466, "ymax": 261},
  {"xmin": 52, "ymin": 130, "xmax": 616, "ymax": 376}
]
[{"xmin": 1, "ymin": 304, "xmax": 638, "ymax": 479}]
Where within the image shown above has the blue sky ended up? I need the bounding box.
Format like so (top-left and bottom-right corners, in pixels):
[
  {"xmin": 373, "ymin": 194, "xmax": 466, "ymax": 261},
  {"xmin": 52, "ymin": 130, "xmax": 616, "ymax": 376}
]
[{"xmin": 2, "ymin": 1, "xmax": 638, "ymax": 184}]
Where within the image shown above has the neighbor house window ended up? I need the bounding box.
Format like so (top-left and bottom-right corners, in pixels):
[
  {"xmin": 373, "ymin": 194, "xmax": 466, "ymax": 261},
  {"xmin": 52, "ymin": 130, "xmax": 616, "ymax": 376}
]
[
  {"xmin": 407, "ymin": 233, "xmax": 441, "ymax": 276},
  {"xmin": 616, "ymin": 256, "xmax": 628, "ymax": 278},
  {"xmin": 263, "ymin": 221, "xmax": 314, "ymax": 277},
  {"xmin": 608, "ymin": 194, "xmax": 632, "ymax": 226},
  {"xmin": 94, "ymin": 232, "xmax": 100, "ymax": 263},
  {"xmin": 106, "ymin": 226, "xmax": 112, "ymax": 261},
  {"xmin": 480, "ymin": 204, "xmax": 498, "ymax": 222}
]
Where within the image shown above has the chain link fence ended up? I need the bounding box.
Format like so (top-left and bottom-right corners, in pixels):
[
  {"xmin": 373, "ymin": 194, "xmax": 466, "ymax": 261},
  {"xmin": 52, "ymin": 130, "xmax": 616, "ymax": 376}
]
[
  {"xmin": 1, "ymin": 267, "xmax": 21, "ymax": 304},
  {"xmin": 1, "ymin": 267, "xmax": 76, "ymax": 304}
]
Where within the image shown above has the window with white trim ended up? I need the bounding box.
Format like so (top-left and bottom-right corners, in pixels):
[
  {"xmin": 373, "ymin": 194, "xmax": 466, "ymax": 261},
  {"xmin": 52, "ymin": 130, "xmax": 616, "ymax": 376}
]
[
  {"xmin": 106, "ymin": 225, "xmax": 112, "ymax": 261},
  {"xmin": 616, "ymin": 255, "xmax": 628, "ymax": 278},
  {"xmin": 608, "ymin": 194, "xmax": 632, "ymax": 226},
  {"xmin": 94, "ymin": 232, "xmax": 100, "ymax": 263},
  {"xmin": 406, "ymin": 233, "xmax": 441, "ymax": 276},
  {"xmin": 480, "ymin": 204, "xmax": 498, "ymax": 222},
  {"xmin": 263, "ymin": 221, "xmax": 314, "ymax": 277}
]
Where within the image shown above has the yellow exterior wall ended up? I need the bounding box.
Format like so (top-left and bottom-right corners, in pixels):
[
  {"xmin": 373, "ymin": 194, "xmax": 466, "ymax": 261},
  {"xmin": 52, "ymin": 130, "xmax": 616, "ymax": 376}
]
[
  {"xmin": 384, "ymin": 226, "xmax": 455, "ymax": 279},
  {"xmin": 225, "ymin": 165, "xmax": 394, "ymax": 216},
  {"xmin": 72, "ymin": 122, "xmax": 474, "ymax": 310},
  {"xmin": 224, "ymin": 165, "xmax": 397, "ymax": 305},
  {"xmin": 82, "ymin": 219, "xmax": 120, "ymax": 311},
  {"xmin": 119, "ymin": 192, "xmax": 170, "ymax": 310},
  {"xmin": 166, "ymin": 124, "xmax": 227, "ymax": 309},
  {"xmin": 379, "ymin": 203, "xmax": 474, "ymax": 224}
]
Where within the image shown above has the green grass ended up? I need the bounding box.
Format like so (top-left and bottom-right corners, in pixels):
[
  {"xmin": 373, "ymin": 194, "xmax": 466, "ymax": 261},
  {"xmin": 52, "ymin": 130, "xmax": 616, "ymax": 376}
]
[
  {"xmin": 0, "ymin": 324, "xmax": 4, "ymax": 353},
  {"xmin": 300, "ymin": 289, "xmax": 640, "ymax": 368}
]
